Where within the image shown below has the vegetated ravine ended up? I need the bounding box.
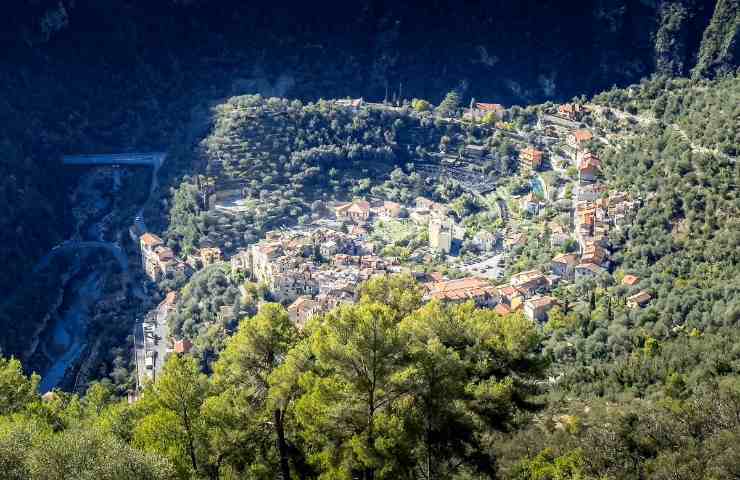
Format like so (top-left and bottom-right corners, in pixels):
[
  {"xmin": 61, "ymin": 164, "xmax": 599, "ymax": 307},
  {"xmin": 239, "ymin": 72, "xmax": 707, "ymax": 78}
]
[
  {"xmin": 24, "ymin": 166, "xmax": 149, "ymax": 392},
  {"xmin": 1, "ymin": 0, "xmax": 738, "ymax": 386}
]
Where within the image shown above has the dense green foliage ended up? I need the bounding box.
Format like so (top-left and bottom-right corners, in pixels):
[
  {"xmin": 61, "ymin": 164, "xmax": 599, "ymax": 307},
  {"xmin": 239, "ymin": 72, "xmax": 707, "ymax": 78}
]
[
  {"xmin": 167, "ymin": 264, "xmax": 249, "ymax": 358},
  {"xmin": 3, "ymin": 0, "xmax": 738, "ymax": 365},
  {"xmin": 692, "ymin": 0, "xmax": 740, "ymax": 78},
  {"xmin": 166, "ymin": 95, "xmax": 481, "ymax": 254},
  {"xmin": 520, "ymin": 75, "xmax": 740, "ymax": 401},
  {"xmin": 0, "ymin": 276, "xmax": 546, "ymax": 479},
  {"xmin": 496, "ymin": 378, "xmax": 740, "ymax": 479},
  {"xmin": 2, "ymin": 4, "xmax": 740, "ymax": 478},
  {"xmin": 3, "ymin": 273, "xmax": 738, "ymax": 479}
]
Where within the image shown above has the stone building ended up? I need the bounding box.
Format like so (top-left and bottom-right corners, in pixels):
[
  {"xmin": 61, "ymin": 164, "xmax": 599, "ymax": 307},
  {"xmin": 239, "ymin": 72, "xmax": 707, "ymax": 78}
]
[{"xmin": 429, "ymin": 217, "xmax": 453, "ymax": 254}]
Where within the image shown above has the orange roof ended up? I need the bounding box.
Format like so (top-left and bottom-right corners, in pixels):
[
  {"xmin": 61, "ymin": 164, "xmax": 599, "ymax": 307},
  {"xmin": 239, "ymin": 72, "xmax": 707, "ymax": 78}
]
[
  {"xmin": 164, "ymin": 291, "xmax": 178, "ymax": 305},
  {"xmin": 499, "ymin": 284, "xmax": 522, "ymax": 297},
  {"xmin": 344, "ymin": 200, "xmax": 370, "ymax": 214},
  {"xmin": 429, "ymin": 272, "xmax": 445, "ymax": 282},
  {"xmin": 526, "ymin": 296, "xmax": 557, "ymax": 309},
  {"xmin": 579, "ymin": 153, "xmax": 602, "ymax": 171},
  {"xmin": 174, "ymin": 339, "xmax": 192, "ymax": 354},
  {"xmin": 155, "ymin": 246, "xmax": 174, "ymax": 262},
  {"xmin": 574, "ymin": 129, "xmax": 593, "ymax": 143},
  {"xmin": 335, "ymin": 203, "xmax": 352, "ymax": 212},
  {"xmin": 494, "ymin": 304, "xmax": 511, "ymax": 315},
  {"xmin": 141, "ymin": 232, "xmax": 163, "ymax": 247},
  {"xmin": 582, "ymin": 254, "xmax": 606, "ymax": 266},
  {"xmin": 521, "ymin": 147, "xmax": 543, "ymax": 160},
  {"xmin": 552, "ymin": 253, "xmax": 578, "ymax": 266},
  {"xmin": 475, "ymin": 102, "xmax": 504, "ymax": 112},
  {"xmin": 288, "ymin": 296, "xmax": 314, "ymax": 312},
  {"xmin": 428, "ymin": 277, "xmax": 498, "ymax": 302},
  {"xmin": 622, "ymin": 275, "xmax": 640, "ymax": 286},
  {"xmin": 510, "ymin": 270, "xmax": 546, "ymax": 287}
]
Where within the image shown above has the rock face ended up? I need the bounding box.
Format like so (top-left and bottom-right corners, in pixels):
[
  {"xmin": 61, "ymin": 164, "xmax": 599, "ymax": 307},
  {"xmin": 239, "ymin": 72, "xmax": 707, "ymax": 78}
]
[{"xmin": 692, "ymin": 0, "xmax": 740, "ymax": 78}]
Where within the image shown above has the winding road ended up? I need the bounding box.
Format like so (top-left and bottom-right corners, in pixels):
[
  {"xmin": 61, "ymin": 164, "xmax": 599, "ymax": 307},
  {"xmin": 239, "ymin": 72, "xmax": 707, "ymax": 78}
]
[
  {"xmin": 34, "ymin": 153, "xmax": 165, "ymax": 275},
  {"xmin": 31, "ymin": 153, "xmax": 166, "ymax": 392}
]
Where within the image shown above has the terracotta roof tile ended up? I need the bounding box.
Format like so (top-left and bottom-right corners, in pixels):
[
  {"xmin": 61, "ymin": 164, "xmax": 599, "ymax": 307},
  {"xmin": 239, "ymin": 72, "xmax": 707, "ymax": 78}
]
[{"xmin": 141, "ymin": 232, "xmax": 163, "ymax": 247}]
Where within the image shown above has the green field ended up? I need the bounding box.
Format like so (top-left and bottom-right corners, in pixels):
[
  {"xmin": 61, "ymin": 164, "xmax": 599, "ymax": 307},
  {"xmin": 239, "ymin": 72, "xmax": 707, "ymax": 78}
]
[{"xmin": 370, "ymin": 218, "xmax": 418, "ymax": 244}]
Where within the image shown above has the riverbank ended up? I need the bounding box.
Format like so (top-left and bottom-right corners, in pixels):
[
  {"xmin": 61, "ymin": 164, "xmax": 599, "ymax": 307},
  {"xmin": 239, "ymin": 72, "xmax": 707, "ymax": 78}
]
[
  {"xmin": 38, "ymin": 269, "xmax": 103, "ymax": 393},
  {"xmin": 12, "ymin": 166, "xmax": 153, "ymax": 393}
]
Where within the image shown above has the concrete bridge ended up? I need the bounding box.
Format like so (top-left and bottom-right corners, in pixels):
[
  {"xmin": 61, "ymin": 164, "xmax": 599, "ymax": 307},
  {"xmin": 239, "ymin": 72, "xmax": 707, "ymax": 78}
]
[
  {"xmin": 33, "ymin": 240, "xmax": 129, "ymax": 274},
  {"xmin": 62, "ymin": 152, "xmax": 166, "ymax": 168},
  {"xmin": 63, "ymin": 152, "xmax": 167, "ymax": 233}
]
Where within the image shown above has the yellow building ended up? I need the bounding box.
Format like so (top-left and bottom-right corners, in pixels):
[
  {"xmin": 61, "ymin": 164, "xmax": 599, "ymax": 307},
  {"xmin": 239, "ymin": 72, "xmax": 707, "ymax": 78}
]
[{"xmin": 199, "ymin": 247, "xmax": 223, "ymax": 266}]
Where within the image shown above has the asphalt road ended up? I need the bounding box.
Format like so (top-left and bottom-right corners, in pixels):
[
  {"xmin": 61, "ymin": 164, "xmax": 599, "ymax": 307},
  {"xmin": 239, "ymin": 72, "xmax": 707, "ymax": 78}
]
[{"xmin": 135, "ymin": 300, "xmax": 172, "ymax": 388}]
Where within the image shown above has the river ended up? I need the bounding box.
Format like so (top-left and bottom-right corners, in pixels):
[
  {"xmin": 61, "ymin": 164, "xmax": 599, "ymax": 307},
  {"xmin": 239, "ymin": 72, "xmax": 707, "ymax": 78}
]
[
  {"xmin": 38, "ymin": 270, "xmax": 103, "ymax": 393},
  {"xmin": 33, "ymin": 167, "xmax": 143, "ymax": 393}
]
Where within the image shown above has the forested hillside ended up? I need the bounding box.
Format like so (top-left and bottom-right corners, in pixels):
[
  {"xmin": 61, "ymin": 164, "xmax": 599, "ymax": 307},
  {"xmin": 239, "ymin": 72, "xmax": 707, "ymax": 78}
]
[
  {"xmin": 520, "ymin": 75, "xmax": 740, "ymax": 396},
  {"xmin": 0, "ymin": 276, "xmax": 547, "ymax": 479},
  {"xmin": 493, "ymin": 74, "xmax": 740, "ymax": 477},
  {"xmin": 165, "ymin": 95, "xmax": 482, "ymax": 255},
  {"xmin": 3, "ymin": 0, "xmax": 738, "ymax": 299},
  {"xmin": 1, "ymin": 74, "xmax": 739, "ymax": 477},
  {"xmin": 1, "ymin": 3, "xmax": 740, "ymax": 478},
  {"xmin": 2, "ymin": 273, "xmax": 740, "ymax": 478}
]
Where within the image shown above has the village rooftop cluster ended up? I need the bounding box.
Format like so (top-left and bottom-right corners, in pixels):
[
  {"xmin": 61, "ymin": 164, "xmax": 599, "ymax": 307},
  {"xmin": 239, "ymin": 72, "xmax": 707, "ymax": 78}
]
[{"xmin": 132, "ymin": 97, "xmax": 655, "ymax": 372}]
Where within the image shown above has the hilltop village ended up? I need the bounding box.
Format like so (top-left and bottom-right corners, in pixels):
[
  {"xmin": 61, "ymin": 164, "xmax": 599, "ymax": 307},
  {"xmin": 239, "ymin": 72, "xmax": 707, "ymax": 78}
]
[
  {"xmin": 128, "ymin": 95, "xmax": 656, "ymax": 380},
  {"xmin": 3, "ymin": 0, "xmax": 737, "ymax": 471}
]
